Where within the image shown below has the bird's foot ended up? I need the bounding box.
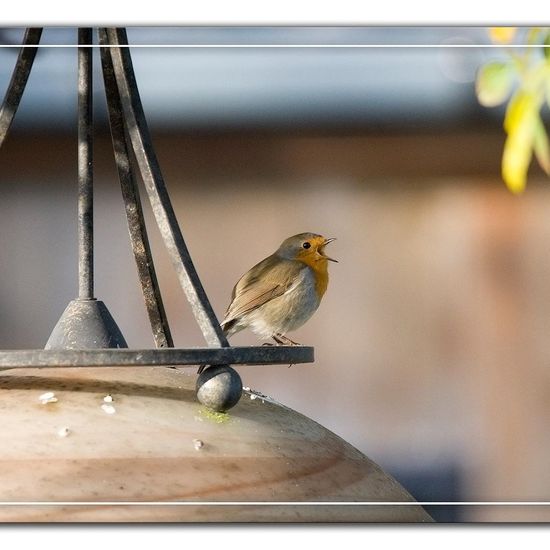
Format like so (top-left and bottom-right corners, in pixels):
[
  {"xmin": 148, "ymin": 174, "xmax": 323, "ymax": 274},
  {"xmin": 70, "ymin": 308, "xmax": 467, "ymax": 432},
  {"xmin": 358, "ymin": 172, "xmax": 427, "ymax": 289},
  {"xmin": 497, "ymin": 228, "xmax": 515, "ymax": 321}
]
[
  {"xmin": 275, "ymin": 333, "xmax": 301, "ymax": 346},
  {"xmin": 262, "ymin": 342, "xmax": 275, "ymax": 346}
]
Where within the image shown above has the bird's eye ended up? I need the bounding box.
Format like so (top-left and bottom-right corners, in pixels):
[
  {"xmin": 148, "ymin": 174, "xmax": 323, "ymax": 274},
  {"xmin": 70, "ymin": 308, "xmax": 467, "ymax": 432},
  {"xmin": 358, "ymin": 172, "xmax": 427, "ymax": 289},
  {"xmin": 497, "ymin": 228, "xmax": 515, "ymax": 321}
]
[{"xmin": 302, "ymin": 242, "xmax": 311, "ymax": 249}]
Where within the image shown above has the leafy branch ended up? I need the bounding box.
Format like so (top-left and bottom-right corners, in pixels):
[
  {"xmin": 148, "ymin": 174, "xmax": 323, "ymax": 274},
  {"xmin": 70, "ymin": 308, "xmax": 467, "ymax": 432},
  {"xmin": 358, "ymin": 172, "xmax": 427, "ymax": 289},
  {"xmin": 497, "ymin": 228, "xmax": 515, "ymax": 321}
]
[{"xmin": 475, "ymin": 27, "xmax": 550, "ymax": 193}]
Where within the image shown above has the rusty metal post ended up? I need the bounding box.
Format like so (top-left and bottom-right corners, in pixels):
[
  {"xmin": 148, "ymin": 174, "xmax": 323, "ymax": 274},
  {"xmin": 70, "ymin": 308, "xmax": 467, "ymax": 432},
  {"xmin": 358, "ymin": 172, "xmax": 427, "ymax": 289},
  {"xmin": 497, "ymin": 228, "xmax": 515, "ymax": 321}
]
[
  {"xmin": 46, "ymin": 28, "xmax": 127, "ymax": 350},
  {"xmin": 78, "ymin": 28, "xmax": 94, "ymax": 301},
  {"xmin": 99, "ymin": 32, "xmax": 173, "ymax": 349},
  {"xmin": 0, "ymin": 28, "xmax": 42, "ymax": 149}
]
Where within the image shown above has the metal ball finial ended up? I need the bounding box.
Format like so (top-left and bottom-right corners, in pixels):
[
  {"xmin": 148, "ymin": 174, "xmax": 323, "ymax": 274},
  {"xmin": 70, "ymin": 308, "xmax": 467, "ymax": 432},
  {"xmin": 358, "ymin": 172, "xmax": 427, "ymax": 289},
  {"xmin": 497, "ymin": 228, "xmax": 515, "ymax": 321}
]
[{"xmin": 196, "ymin": 365, "xmax": 243, "ymax": 412}]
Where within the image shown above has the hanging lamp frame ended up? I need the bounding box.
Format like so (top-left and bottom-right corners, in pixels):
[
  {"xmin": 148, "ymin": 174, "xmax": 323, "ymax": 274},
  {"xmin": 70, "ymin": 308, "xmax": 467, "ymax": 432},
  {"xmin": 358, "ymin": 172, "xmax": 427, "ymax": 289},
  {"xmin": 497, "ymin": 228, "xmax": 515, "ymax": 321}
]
[{"xmin": 0, "ymin": 28, "xmax": 313, "ymax": 378}]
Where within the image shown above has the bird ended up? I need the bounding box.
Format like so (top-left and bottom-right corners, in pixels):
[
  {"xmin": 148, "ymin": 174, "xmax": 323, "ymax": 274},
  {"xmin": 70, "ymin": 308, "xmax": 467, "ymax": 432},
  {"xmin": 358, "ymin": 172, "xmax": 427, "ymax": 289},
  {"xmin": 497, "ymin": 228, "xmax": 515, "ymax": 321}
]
[{"xmin": 198, "ymin": 233, "xmax": 336, "ymax": 374}]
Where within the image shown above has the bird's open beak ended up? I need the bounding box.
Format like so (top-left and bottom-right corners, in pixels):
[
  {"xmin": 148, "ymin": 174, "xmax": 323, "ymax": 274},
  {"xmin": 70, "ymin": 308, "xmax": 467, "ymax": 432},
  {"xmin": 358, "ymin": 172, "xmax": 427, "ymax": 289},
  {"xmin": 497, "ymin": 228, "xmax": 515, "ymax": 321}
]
[{"xmin": 321, "ymin": 238, "xmax": 338, "ymax": 262}]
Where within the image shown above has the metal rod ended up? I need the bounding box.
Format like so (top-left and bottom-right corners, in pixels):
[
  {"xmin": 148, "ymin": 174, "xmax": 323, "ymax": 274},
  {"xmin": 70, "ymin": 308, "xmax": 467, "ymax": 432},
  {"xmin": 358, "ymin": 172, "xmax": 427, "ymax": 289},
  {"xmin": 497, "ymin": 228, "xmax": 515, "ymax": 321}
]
[
  {"xmin": 99, "ymin": 34, "xmax": 173, "ymax": 348},
  {"xmin": 103, "ymin": 28, "xmax": 229, "ymax": 348},
  {"xmin": 0, "ymin": 28, "xmax": 42, "ymax": 149},
  {"xmin": 0, "ymin": 346, "xmax": 314, "ymax": 368},
  {"xmin": 78, "ymin": 28, "xmax": 94, "ymax": 300}
]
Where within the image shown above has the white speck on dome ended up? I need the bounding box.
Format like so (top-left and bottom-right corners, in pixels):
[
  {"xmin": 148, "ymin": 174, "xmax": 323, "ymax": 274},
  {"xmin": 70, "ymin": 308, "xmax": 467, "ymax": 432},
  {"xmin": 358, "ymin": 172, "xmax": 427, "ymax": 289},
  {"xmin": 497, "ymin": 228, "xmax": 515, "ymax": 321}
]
[
  {"xmin": 39, "ymin": 392, "xmax": 58, "ymax": 404},
  {"xmin": 101, "ymin": 403, "xmax": 116, "ymax": 415}
]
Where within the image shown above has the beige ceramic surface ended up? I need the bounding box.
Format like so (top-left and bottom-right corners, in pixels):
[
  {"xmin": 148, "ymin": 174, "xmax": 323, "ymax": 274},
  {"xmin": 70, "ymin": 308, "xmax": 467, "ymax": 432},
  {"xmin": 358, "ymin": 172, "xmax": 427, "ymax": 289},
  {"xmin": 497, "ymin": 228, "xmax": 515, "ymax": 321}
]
[{"xmin": 0, "ymin": 366, "xmax": 431, "ymax": 522}]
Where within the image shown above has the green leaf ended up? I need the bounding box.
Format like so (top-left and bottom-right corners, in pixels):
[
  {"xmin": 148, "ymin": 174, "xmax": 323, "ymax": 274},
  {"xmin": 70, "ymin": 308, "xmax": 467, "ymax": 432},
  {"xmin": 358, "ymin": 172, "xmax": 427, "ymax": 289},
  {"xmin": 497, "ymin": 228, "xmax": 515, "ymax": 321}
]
[
  {"xmin": 502, "ymin": 135, "xmax": 533, "ymax": 194},
  {"xmin": 533, "ymin": 117, "xmax": 550, "ymax": 175},
  {"xmin": 502, "ymin": 91, "xmax": 538, "ymax": 193},
  {"xmin": 503, "ymin": 90, "xmax": 534, "ymax": 133},
  {"xmin": 476, "ymin": 62, "xmax": 515, "ymax": 107}
]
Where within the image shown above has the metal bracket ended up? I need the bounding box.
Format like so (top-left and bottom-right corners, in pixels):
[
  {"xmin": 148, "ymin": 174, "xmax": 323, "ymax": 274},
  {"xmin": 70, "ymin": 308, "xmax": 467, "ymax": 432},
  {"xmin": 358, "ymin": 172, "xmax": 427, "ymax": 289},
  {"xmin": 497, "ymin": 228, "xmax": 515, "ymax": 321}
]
[{"xmin": 0, "ymin": 28, "xmax": 316, "ymax": 411}]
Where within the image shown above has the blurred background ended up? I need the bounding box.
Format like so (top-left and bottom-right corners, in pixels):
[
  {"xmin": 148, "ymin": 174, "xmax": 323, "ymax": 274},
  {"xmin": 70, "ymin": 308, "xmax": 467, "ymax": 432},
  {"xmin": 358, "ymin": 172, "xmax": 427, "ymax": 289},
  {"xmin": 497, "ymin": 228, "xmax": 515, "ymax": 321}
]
[{"xmin": 1, "ymin": 26, "xmax": 549, "ymax": 522}]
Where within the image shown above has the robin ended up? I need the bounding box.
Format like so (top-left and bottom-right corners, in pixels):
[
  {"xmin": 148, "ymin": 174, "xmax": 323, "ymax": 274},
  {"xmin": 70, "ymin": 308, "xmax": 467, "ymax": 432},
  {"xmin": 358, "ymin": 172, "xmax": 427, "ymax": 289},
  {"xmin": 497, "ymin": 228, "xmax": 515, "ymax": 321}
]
[
  {"xmin": 221, "ymin": 231, "xmax": 337, "ymax": 343},
  {"xmin": 197, "ymin": 233, "xmax": 336, "ymax": 374}
]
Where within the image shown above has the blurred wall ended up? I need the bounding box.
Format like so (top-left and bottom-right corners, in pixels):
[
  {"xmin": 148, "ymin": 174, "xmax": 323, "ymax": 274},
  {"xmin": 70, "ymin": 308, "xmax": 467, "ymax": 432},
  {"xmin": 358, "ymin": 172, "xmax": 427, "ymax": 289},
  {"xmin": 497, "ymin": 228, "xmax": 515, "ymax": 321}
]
[{"xmin": 2, "ymin": 128, "xmax": 550, "ymax": 521}]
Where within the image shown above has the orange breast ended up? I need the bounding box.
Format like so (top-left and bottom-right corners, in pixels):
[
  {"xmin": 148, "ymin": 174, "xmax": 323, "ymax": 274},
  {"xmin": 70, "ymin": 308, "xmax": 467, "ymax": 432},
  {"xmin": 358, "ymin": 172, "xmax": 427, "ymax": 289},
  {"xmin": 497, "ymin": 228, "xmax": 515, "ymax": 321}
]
[{"xmin": 298, "ymin": 256, "xmax": 329, "ymax": 299}]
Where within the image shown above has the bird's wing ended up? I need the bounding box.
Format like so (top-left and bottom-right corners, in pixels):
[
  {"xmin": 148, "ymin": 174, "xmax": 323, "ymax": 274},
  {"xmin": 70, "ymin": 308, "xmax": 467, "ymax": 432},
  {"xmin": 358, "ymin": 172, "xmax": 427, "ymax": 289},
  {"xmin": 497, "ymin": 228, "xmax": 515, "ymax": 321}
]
[{"xmin": 223, "ymin": 255, "xmax": 305, "ymax": 325}]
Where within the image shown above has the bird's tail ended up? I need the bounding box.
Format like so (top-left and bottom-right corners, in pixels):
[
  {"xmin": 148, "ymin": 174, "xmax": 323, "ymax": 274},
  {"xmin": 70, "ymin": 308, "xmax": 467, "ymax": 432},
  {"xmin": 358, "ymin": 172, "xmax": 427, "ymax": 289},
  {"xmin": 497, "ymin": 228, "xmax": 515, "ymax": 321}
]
[{"xmin": 220, "ymin": 319, "xmax": 237, "ymax": 336}]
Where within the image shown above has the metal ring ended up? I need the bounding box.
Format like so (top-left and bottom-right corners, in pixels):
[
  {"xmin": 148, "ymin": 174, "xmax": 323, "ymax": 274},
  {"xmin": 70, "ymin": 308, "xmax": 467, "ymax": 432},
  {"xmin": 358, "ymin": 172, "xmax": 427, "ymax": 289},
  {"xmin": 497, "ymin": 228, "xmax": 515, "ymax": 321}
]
[{"xmin": 0, "ymin": 346, "xmax": 314, "ymax": 368}]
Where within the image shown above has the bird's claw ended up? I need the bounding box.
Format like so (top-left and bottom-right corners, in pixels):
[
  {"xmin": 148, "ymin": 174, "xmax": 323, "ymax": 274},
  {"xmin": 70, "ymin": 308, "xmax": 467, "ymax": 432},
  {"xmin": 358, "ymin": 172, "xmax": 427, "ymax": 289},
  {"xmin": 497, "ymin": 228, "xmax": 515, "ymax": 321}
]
[{"xmin": 274, "ymin": 334, "xmax": 301, "ymax": 346}]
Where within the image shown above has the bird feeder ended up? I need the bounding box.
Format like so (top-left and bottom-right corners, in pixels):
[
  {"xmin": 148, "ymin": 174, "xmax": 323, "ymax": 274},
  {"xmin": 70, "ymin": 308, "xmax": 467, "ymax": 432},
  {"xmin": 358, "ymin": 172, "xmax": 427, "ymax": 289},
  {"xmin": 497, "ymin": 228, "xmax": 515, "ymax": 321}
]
[{"xmin": 0, "ymin": 28, "xmax": 432, "ymax": 522}]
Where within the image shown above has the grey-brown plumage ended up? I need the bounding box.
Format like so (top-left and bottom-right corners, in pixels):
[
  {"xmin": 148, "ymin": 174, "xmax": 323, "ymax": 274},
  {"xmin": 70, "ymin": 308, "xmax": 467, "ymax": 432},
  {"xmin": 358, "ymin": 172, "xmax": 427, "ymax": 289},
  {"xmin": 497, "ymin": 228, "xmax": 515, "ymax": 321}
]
[{"xmin": 222, "ymin": 232, "xmax": 336, "ymax": 339}]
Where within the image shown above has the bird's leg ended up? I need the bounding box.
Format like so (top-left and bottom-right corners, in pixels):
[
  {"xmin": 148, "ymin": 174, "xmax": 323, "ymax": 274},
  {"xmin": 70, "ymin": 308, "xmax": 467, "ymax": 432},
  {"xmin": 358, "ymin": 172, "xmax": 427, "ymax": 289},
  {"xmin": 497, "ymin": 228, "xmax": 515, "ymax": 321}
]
[
  {"xmin": 276, "ymin": 333, "xmax": 301, "ymax": 346},
  {"xmin": 272, "ymin": 334, "xmax": 286, "ymax": 345}
]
